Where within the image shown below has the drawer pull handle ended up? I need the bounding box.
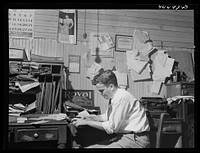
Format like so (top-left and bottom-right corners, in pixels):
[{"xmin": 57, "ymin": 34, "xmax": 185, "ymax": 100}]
[{"xmin": 34, "ymin": 133, "xmax": 39, "ymax": 138}]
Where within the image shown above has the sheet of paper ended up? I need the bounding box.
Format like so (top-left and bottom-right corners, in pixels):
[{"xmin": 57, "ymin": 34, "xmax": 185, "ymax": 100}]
[
  {"xmin": 30, "ymin": 120, "xmax": 49, "ymax": 125},
  {"xmin": 153, "ymin": 51, "xmax": 168, "ymax": 67},
  {"xmin": 25, "ymin": 101, "xmax": 36, "ymax": 112},
  {"xmin": 129, "ymin": 63, "xmax": 151, "ymax": 81},
  {"xmin": 151, "ymin": 80, "xmax": 162, "ymax": 94},
  {"xmin": 77, "ymin": 110, "xmax": 90, "ymax": 118},
  {"xmin": 153, "ymin": 66, "xmax": 171, "ymax": 81},
  {"xmin": 164, "ymin": 57, "xmax": 175, "ymax": 71},
  {"xmin": 126, "ymin": 51, "xmax": 148, "ymax": 74},
  {"xmin": 113, "ymin": 71, "xmax": 127, "ymax": 87},
  {"xmin": 15, "ymin": 81, "xmax": 40, "ymax": 93},
  {"xmin": 152, "ymin": 51, "xmax": 174, "ymax": 82},
  {"xmin": 86, "ymin": 62, "xmax": 103, "ymax": 80},
  {"xmin": 29, "ymin": 113, "xmax": 68, "ymax": 121},
  {"xmin": 132, "ymin": 29, "xmax": 153, "ymax": 56}
]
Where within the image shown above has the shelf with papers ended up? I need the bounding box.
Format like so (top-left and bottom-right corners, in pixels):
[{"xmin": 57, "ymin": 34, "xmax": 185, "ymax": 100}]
[{"xmin": 9, "ymin": 60, "xmax": 64, "ymax": 115}]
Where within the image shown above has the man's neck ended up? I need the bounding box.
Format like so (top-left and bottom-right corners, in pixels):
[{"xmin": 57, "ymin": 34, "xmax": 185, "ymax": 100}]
[{"xmin": 110, "ymin": 87, "xmax": 119, "ymax": 100}]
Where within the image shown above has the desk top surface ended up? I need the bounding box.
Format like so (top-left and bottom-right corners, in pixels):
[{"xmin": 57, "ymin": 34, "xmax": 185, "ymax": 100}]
[{"xmin": 9, "ymin": 114, "xmax": 69, "ymax": 126}]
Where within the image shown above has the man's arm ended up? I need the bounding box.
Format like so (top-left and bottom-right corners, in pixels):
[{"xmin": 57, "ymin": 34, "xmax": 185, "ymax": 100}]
[
  {"xmin": 86, "ymin": 120, "xmax": 105, "ymax": 131},
  {"xmin": 71, "ymin": 118, "xmax": 105, "ymax": 131},
  {"xmin": 84, "ymin": 114, "xmax": 106, "ymax": 122}
]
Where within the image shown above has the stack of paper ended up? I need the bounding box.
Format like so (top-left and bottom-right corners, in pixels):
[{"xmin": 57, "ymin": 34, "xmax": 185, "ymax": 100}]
[
  {"xmin": 15, "ymin": 81, "xmax": 40, "ymax": 93},
  {"xmin": 9, "ymin": 101, "xmax": 36, "ymax": 116}
]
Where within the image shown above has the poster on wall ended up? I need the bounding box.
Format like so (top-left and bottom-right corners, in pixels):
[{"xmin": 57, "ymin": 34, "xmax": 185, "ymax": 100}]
[
  {"xmin": 62, "ymin": 90, "xmax": 94, "ymax": 107},
  {"xmin": 9, "ymin": 9, "xmax": 34, "ymax": 38},
  {"xmin": 68, "ymin": 55, "xmax": 80, "ymax": 73},
  {"xmin": 89, "ymin": 32, "xmax": 114, "ymax": 58},
  {"xmin": 57, "ymin": 9, "xmax": 77, "ymax": 44}
]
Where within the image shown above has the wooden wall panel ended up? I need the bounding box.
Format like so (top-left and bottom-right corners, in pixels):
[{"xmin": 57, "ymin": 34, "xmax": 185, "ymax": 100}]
[
  {"xmin": 9, "ymin": 9, "xmax": 194, "ymax": 113},
  {"xmin": 78, "ymin": 11, "xmax": 193, "ymax": 28}
]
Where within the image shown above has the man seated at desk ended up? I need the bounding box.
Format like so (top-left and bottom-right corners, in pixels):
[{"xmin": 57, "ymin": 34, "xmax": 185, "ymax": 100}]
[{"xmin": 71, "ymin": 69, "xmax": 150, "ymax": 148}]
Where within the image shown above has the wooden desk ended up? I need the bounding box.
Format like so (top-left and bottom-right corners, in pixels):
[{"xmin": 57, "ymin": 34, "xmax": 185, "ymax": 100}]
[{"xmin": 8, "ymin": 119, "xmax": 69, "ymax": 150}]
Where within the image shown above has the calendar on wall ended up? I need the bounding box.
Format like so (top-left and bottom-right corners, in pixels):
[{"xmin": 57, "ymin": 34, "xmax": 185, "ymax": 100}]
[{"xmin": 9, "ymin": 9, "xmax": 35, "ymax": 38}]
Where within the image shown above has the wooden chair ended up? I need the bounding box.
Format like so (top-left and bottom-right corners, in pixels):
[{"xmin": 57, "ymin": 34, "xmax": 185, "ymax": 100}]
[{"xmin": 156, "ymin": 113, "xmax": 183, "ymax": 148}]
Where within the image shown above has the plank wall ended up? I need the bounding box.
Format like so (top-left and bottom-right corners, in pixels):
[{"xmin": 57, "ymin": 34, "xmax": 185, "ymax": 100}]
[{"xmin": 9, "ymin": 9, "xmax": 194, "ymax": 113}]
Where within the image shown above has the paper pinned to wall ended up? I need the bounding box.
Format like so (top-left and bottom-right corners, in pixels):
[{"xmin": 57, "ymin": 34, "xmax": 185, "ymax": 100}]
[
  {"xmin": 86, "ymin": 62, "xmax": 103, "ymax": 80},
  {"xmin": 152, "ymin": 66, "xmax": 171, "ymax": 81},
  {"xmin": 151, "ymin": 80, "xmax": 162, "ymax": 94},
  {"xmin": 151, "ymin": 50, "xmax": 175, "ymax": 94},
  {"xmin": 113, "ymin": 71, "xmax": 128, "ymax": 88},
  {"xmin": 152, "ymin": 51, "xmax": 174, "ymax": 82},
  {"xmin": 164, "ymin": 57, "xmax": 175, "ymax": 72},
  {"xmin": 132, "ymin": 29, "xmax": 154, "ymax": 56},
  {"xmin": 129, "ymin": 63, "xmax": 151, "ymax": 81},
  {"xmin": 153, "ymin": 50, "xmax": 168, "ymax": 67},
  {"xmin": 126, "ymin": 51, "xmax": 148, "ymax": 74}
]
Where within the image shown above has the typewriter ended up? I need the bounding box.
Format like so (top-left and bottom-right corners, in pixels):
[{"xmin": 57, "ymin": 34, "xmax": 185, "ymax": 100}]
[{"xmin": 140, "ymin": 97, "xmax": 168, "ymax": 118}]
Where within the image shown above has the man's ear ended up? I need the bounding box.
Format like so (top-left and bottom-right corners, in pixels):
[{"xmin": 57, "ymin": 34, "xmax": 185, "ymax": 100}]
[{"xmin": 110, "ymin": 84, "xmax": 115, "ymax": 91}]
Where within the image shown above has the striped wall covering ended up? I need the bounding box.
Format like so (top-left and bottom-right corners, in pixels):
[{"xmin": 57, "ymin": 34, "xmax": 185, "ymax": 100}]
[{"xmin": 9, "ymin": 9, "xmax": 194, "ymax": 113}]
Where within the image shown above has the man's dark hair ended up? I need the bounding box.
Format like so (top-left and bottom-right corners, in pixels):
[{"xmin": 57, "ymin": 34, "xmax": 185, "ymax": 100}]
[{"xmin": 92, "ymin": 69, "xmax": 118, "ymax": 87}]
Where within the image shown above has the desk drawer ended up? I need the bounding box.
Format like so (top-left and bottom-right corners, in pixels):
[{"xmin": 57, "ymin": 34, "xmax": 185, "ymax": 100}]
[{"xmin": 16, "ymin": 128, "xmax": 58, "ymax": 142}]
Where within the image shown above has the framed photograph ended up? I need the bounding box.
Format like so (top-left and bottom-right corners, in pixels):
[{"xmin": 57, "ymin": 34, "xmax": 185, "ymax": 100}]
[
  {"xmin": 115, "ymin": 35, "xmax": 133, "ymax": 52},
  {"xmin": 68, "ymin": 55, "xmax": 80, "ymax": 73},
  {"xmin": 57, "ymin": 9, "xmax": 77, "ymax": 44}
]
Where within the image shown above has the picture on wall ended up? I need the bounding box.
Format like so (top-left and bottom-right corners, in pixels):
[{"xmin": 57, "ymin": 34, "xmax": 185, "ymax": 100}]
[
  {"xmin": 57, "ymin": 9, "xmax": 77, "ymax": 44},
  {"xmin": 68, "ymin": 55, "xmax": 80, "ymax": 73},
  {"xmin": 89, "ymin": 32, "xmax": 114, "ymax": 58},
  {"xmin": 115, "ymin": 35, "xmax": 133, "ymax": 52}
]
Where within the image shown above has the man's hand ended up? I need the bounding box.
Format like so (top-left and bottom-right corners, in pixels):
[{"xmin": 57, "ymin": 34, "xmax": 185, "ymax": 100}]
[
  {"xmin": 71, "ymin": 117, "xmax": 105, "ymax": 131},
  {"xmin": 71, "ymin": 118, "xmax": 88, "ymax": 127},
  {"xmin": 84, "ymin": 115, "xmax": 97, "ymax": 121}
]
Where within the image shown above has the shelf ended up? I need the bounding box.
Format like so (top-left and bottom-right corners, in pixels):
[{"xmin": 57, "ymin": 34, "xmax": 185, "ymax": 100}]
[{"xmin": 9, "ymin": 60, "xmax": 64, "ymax": 114}]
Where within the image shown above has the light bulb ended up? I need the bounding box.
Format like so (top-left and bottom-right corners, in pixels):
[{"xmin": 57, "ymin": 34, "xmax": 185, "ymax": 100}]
[{"xmin": 83, "ymin": 33, "xmax": 87, "ymax": 46}]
